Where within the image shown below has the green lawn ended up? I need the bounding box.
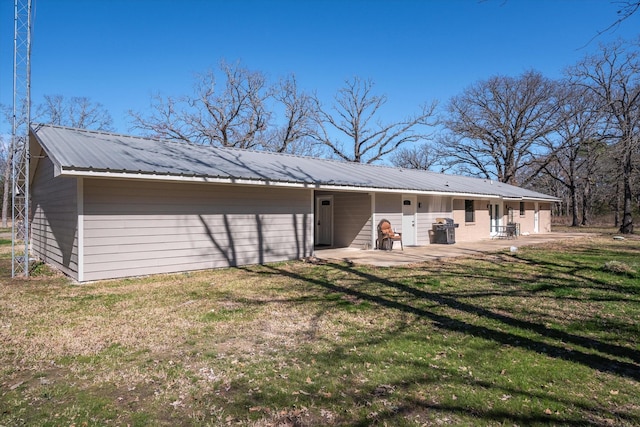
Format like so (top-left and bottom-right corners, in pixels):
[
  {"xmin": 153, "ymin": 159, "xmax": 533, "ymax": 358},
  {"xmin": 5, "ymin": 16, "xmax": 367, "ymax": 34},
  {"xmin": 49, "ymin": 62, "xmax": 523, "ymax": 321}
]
[{"xmin": 0, "ymin": 234, "xmax": 638, "ymax": 426}]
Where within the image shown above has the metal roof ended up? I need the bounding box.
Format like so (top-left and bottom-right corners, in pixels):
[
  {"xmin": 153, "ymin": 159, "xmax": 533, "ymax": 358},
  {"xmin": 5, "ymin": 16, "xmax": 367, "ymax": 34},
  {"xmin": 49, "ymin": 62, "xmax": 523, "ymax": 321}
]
[{"xmin": 30, "ymin": 124, "xmax": 559, "ymax": 201}]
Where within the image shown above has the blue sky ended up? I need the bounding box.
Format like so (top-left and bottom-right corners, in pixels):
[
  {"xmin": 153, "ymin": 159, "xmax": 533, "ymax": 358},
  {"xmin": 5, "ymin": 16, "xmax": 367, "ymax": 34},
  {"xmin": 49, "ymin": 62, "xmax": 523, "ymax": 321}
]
[{"xmin": 1, "ymin": 0, "xmax": 639, "ymax": 135}]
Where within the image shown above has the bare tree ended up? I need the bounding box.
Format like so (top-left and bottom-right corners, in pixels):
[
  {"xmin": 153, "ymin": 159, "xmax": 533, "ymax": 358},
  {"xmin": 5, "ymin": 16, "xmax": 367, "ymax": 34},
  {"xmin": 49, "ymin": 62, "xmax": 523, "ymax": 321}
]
[
  {"xmin": 313, "ymin": 77, "xmax": 437, "ymax": 163},
  {"xmin": 526, "ymin": 160, "xmax": 568, "ymax": 216},
  {"xmin": 128, "ymin": 93, "xmax": 196, "ymax": 143},
  {"xmin": 0, "ymin": 134, "xmax": 9, "ymax": 228},
  {"xmin": 568, "ymin": 39, "xmax": 640, "ymax": 234},
  {"xmin": 129, "ymin": 60, "xmax": 271, "ymax": 149},
  {"xmin": 593, "ymin": 1, "xmax": 640, "ymax": 40},
  {"xmin": 1, "ymin": 95, "xmax": 113, "ymax": 227},
  {"xmin": 540, "ymin": 86, "xmax": 607, "ymax": 226},
  {"xmin": 390, "ymin": 143, "xmax": 439, "ymax": 170},
  {"xmin": 0, "ymin": 103, "xmax": 25, "ymax": 229},
  {"xmin": 440, "ymin": 70, "xmax": 563, "ymax": 185},
  {"xmin": 34, "ymin": 95, "xmax": 113, "ymax": 130},
  {"xmin": 617, "ymin": 1, "xmax": 640, "ymax": 20},
  {"xmin": 262, "ymin": 75, "xmax": 320, "ymax": 155}
]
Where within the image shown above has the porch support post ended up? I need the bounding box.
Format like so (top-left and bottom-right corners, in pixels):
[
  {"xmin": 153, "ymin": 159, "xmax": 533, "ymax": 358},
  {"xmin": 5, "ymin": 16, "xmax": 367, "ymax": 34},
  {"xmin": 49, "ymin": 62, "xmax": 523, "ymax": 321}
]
[
  {"xmin": 310, "ymin": 189, "xmax": 315, "ymax": 255},
  {"xmin": 370, "ymin": 192, "xmax": 376, "ymax": 250},
  {"xmin": 77, "ymin": 177, "xmax": 84, "ymax": 282}
]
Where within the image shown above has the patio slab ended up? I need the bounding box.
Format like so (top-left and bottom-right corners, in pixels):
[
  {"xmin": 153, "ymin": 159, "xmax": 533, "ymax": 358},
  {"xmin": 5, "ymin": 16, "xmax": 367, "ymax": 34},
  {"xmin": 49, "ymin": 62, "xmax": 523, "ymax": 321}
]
[{"xmin": 314, "ymin": 232, "xmax": 593, "ymax": 267}]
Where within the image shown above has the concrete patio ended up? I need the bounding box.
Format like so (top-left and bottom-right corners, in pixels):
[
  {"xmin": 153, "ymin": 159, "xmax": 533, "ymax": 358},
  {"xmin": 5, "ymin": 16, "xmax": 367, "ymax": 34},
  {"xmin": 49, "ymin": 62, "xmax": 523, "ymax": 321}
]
[{"xmin": 314, "ymin": 232, "xmax": 593, "ymax": 267}]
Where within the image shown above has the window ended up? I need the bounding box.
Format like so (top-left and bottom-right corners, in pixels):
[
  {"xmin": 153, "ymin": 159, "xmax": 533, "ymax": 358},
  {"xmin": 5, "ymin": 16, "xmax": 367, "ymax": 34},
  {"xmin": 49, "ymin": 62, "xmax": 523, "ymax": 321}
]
[
  {"xmin": 520, "ymin": 201, "xmax": 525, "ymax": 216},
  {"xmin": 465, "ymin": 200, "xmax": 475, "ymax": 223}
]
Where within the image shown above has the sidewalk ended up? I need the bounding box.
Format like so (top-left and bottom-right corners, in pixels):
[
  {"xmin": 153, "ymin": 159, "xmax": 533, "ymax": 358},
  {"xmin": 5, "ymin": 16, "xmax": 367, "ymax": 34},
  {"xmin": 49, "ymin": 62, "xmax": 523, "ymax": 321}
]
[{"xmin": 314, "ymin": 232, "xmax": 593, "ymax": 267}]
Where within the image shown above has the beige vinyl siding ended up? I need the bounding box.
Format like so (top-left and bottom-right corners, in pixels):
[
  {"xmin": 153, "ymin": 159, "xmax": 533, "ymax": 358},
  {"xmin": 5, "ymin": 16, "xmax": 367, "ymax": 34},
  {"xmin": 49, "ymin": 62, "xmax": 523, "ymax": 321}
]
[
  {"xmin": 374, "ymin": 193, "xmax": 402, "ymax": 235},
  {"xmin": 416, "ymin": 195, "xmax": 452, "ymax": 245},
  {"xmin": 82, "ymin": 179, "xmax": 313, "ymax": 281},
  {"xmin": 30, "ymin": 156, "xmax": 79, "ymax": 279},
  {"xmin": 331, "ymin": 193, "xmax": 371, "ymax": 248}
]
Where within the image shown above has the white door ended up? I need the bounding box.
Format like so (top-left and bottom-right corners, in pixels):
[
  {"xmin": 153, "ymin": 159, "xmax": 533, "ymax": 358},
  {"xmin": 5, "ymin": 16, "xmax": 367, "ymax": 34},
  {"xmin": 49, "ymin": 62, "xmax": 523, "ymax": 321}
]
[
  {"xmin": 315, "ymin": 196, "xmax": 333, "ymax": 246},
  {"xmin": 534, "ymin": 202, "xmax": 539, "ymax": 233},
  {"xmin": 402, "ymin": 196, "xmax": 417, "ymax": 246}
]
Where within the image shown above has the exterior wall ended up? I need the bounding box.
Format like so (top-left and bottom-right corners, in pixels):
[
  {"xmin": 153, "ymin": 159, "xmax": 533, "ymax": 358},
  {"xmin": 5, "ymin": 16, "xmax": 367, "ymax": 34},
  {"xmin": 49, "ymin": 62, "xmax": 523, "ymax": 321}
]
[
  {"xmin": 315, "ymin": 192, "xmax": 464, "ymax": 248},
  {"xmin": 416, "ymin": 195, "xmax": 452, "ymax": 245},
  {"xmin": 505, "ymin": 201, "xmax": 534, "ymax": 234},
  {"xmin": 539, "ymin": 203, "xmax": 552, "ymax": 233},
  {"xmin": 374, "ymin": 193, "xmax": 402, "ymax": 236},
  {"xmin": 502, "ymin": 201, "xmax": 552, "ymax": 234},
  {"xmin": 521, "ymin": 202, "xmax": 537, "ymax": 233},
  {"xmin": 504, "ymin": 201, "xmax": 522, "ymax": 230},
  {"xmin": 30, "ymin": 156, "xmax": 79, "ymax": 279},
  {"xmin": 452, "ymin": 198, "xmax": 492, "ymax": 242},
  {"xmin": 82, "ymin": 179, "xmax": 313, "ymax": 281},
  {"xmin": 331, "ymin": 192, "xmax": 371, "ymax": 248},
  {"xmin": 453, "ymin": 199, "xmax": 553, "ymax": 240}
]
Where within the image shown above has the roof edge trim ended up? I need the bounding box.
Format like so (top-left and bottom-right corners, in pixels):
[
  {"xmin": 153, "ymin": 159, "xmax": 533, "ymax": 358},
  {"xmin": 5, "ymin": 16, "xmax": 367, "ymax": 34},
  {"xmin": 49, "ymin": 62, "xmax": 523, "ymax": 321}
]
[
  {"xmin": 58, "ymin": 168, "xmax": 527, "ymax": 199},
  {"xmin": 59, "ymin": 168, "xmax": 317, "ymax": 189}
]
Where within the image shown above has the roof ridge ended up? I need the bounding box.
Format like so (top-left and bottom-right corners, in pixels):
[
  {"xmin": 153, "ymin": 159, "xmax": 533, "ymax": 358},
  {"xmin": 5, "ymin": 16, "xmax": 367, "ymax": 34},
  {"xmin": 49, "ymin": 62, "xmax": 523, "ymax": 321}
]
[{"xmin": 33, "ymin": 124, "xmax": 437, "ymax": 174}]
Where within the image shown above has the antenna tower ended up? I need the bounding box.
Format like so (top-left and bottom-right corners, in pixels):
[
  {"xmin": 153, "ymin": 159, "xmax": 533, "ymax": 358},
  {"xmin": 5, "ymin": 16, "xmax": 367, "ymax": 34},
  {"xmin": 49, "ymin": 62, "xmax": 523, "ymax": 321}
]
[{"xmin": 11, "ymin": 0, "xmax": 32, "ymax": 278}]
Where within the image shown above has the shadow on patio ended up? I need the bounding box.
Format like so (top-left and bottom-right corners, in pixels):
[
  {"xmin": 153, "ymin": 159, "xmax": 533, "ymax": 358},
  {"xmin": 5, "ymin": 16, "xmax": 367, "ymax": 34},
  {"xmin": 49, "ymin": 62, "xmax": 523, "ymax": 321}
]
[{"xmin": 314, "ymin": 232, "xmax": 594, "ymax": 267}]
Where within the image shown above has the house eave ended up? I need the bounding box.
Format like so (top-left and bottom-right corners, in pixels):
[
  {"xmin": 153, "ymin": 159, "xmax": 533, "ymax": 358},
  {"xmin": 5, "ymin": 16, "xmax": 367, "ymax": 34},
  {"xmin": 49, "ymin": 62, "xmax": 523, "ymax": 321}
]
[
  {"xmin": 57, "ymin": 168, "xmax": 521, "ymax": 199},
  {"xmin": 59, "ymin": 167, "xmax": 316, "ymax": 189}
]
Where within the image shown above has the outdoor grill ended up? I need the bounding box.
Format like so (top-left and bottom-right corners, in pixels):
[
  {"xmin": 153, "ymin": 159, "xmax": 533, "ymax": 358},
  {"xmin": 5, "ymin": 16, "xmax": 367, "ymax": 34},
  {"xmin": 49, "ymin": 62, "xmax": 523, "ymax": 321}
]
[{"xmin": 432, "ymin": 218, "xmax": 459, "ymax": 244}]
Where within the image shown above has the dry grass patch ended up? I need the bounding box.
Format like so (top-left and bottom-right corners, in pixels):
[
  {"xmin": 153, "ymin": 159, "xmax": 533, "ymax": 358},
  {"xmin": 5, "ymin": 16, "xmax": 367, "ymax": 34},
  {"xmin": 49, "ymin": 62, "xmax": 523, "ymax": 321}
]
[{"xmin": 1, "ymin": 234, "xmax": 639, "ymax": 426}]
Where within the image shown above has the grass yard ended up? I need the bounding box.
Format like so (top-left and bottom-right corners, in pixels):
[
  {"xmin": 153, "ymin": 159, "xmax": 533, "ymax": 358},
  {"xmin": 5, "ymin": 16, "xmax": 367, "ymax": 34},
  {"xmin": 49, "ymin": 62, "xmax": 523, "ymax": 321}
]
[{"xmin": 0, "ymin": 233, "xmax": 639, "ymax": 426}]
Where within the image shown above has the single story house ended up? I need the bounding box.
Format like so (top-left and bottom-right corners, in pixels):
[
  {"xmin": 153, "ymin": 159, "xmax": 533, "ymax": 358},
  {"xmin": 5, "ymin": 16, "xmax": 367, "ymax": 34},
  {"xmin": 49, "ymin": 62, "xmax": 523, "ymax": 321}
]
[{"xmin": 29, "ymin": 124, "xmax": 558, "ymax": 282}]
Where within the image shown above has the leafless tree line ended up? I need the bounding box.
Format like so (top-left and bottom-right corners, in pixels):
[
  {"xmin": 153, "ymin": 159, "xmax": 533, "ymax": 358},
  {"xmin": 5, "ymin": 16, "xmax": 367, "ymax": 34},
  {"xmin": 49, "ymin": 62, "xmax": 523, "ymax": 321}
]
[
  {"xmin": 408, "ymin": 39, "xmax": 639, "ymax": 233},
  {"xmin": 1, "ymin": 39, "xmax": 638, "ymax": 233},
  {"xmin": 127, "ymin": 61, "xmax": 438, "ymax": 163},
  {"xmin": 0, "ymin": 96, "xmax": 113, "ymax": 227}
]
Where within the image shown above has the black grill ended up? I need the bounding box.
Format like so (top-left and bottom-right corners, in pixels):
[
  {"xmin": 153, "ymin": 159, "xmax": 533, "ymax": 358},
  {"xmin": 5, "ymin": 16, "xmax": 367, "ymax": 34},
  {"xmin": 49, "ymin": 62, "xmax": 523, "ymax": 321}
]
[{"xmin": 432, "ymin": 218, "xmax": 459, "ymax": 244}]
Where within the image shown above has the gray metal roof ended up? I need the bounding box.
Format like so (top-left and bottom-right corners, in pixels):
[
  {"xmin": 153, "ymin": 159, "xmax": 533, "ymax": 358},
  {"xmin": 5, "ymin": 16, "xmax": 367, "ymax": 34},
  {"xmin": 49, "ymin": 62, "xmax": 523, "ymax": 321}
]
[{"xmin": 30, "ymin": 124, "xmax": 559, "ymax": 201}]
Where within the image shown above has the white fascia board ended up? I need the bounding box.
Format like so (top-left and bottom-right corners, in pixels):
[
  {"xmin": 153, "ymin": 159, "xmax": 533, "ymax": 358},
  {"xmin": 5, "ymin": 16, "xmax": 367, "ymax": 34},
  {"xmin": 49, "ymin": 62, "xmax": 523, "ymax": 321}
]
[
  {"xmin": 59, "ymin": 168, "xmax": 540, "ymax": 200},
  {"xmin": 59, "ymin": 168, "xmax": 316, "ymax": 189},
  {"xmin": 511, "ymin": 195, "xmax": 561, "ymax": 202},
  {"xmin": 316, "ymin": 185, "xmax": 500, "ymax": 199},
  {"xmin": 502, "ymin": 196, "xmax": 561, "ymax": 202},
  {"xmin": 524, "ymin": 197, "xmax": 561, "ymax": 202}
]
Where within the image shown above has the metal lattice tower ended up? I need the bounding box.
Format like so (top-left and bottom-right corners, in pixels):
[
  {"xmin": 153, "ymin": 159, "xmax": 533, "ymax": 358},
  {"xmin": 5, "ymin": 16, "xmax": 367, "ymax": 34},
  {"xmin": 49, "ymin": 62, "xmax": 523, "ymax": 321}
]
[{"xmin": 11, "ymin": 0, "xmax": 32, "ymax": 278}]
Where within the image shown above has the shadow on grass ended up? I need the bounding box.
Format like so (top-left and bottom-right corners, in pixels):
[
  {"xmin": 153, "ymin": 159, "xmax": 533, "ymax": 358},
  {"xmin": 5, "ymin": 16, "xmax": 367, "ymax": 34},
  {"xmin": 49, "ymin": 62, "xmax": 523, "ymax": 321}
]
[
  {"xmin": 430, "ymin": 251, "xmax": 639, "ymax": 299},
  {"xmin": 364, "ymin": 373, "xmax": 640, "ymax": 427},
  {"xmin": 229, "ymin": 258, "xmax": 640, "ymax": 425},
  {"xmin": 263, "ymin": 261, "xmax": 640, "ymax": 379}
]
